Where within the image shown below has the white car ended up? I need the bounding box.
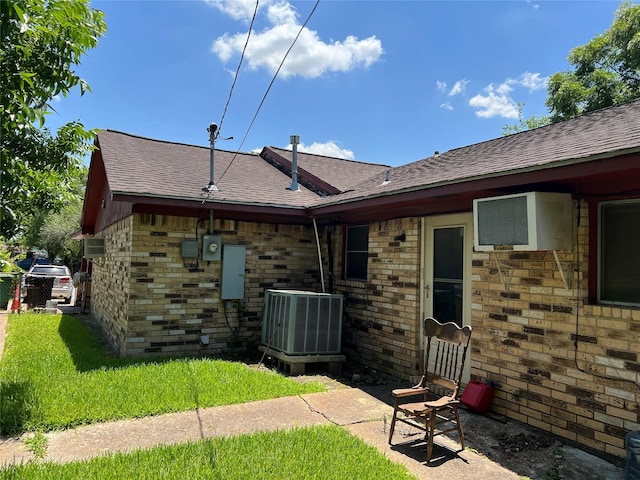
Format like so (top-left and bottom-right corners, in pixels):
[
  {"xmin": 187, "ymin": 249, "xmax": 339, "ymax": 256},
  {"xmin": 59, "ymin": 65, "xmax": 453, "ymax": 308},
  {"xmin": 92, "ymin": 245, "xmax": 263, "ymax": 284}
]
[{"xmin": 24, "ymin": 264, "xmax": 75, "ymax": 304}]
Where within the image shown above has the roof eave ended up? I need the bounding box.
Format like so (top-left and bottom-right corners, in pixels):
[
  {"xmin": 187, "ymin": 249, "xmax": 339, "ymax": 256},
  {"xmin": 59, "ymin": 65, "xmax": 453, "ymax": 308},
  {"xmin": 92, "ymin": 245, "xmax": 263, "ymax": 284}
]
[{"xmin": 311, "ymin": 147, "xmax": 640, "ymax": 212}]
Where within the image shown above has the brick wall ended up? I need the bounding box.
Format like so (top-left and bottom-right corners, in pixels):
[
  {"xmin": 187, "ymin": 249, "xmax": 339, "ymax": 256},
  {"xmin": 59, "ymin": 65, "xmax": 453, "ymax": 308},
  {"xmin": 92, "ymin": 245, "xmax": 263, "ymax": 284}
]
[
  {"xmin": 470, "ymin": 200, "xmax": 640, "ymax": 458},
  {"xmin": 91, "ymin": 214, "xmax": 321, "ymax": 357},
  {"xmin": 335, "ymin": 217, "xmax": 422, "ymax": 378},
  {"xmin": 91, "ymin": 216, "xmax": 132, "ymax": 354},
  {"xmin": 89, "ymin": 205, "xmax": 640, "ymax": 458}
]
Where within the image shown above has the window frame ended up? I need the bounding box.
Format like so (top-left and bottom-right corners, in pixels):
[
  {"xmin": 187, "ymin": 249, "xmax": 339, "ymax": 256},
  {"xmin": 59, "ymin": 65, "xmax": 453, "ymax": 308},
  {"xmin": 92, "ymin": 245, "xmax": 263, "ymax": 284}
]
[
  {"xmin": 597, "ymin": 198, "xmax": 640, "ymax": 307},
  {"xmin": 344, "ymin": 225, "xmax": 369, "ymax": 281}
]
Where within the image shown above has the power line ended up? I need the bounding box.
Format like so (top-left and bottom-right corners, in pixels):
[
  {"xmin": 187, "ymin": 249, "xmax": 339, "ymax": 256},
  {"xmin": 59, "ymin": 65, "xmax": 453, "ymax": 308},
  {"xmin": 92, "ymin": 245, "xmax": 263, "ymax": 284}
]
[
  {"xmin": 216, "ymin": 0, "xmax": 320, "ymax": 184},
  {"xmin": 216, "ymin": 0, "xmax": 259, "ymax": 138}
]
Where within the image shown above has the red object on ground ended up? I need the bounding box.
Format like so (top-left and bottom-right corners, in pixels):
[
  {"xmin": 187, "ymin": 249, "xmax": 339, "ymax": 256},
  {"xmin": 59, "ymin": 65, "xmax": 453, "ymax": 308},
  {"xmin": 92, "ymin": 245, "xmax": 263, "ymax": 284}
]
[
  {"xmin": 460, "ymin": 380, "xmax": 494, "ymax": 413},
  {"xmin": 11, "ymin": 283, "xmax": 20, "ymax": 312}
]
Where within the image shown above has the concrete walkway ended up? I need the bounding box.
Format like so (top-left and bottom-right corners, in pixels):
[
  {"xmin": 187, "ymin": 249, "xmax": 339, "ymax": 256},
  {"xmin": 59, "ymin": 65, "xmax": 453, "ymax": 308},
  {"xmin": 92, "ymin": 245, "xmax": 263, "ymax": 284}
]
[
  {"xmin": 1, "ymin": 387, "xmax": 525, "ymax": 480},
  {"xmin": 0, "ymin": 311, "xmax": 625, "ymax": 479}
]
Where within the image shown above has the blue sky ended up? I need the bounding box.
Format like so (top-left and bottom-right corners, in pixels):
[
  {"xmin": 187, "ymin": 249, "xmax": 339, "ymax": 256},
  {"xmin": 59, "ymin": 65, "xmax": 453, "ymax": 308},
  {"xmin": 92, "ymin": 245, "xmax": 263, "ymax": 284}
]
[{"xmin": 46, "ymin": 0, "xmax": 626, "ymax": 166}]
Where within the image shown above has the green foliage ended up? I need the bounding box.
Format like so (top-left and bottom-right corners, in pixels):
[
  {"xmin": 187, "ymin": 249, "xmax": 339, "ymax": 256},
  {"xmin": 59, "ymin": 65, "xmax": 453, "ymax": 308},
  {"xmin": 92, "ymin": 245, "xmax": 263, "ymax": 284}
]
[
  {"xmin": 38, "ymin": 200, "xmax": 83, "ymax": 261},
  {"xmin": 0, "ymin": 426, "xmax": 416, "ymax": 479},
  {"xmin": 0, "ymin": 244, "xmax": 20, "ymax": 272},
  {"xmin": 546, "ymin": 1, "xmax": 640, "ymax": 122},
  {"xmin": 0, "ymin": 0, "xmax": 106, "ymax": 239},
  {"xmin": 0, "ymin": 314, "xmax": 325, "ymax": 435},
  {"xmin": 502, "ymin": 103, "xmax": 551, "ymax": 136},
  {"xmin": 21, "ymin": 167, "xmax": 86, "ymax": 262},
  {"xmin": 24, "ymin": 431, "xmax": 48, "ymax": 460}
]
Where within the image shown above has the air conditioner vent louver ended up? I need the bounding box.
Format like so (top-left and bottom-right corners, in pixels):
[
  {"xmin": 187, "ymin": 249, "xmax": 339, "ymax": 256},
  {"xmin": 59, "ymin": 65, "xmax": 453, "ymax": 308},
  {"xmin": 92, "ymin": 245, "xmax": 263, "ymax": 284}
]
[
  {"xmin": 84, "ymin": 238, "xmax": 105, "ymax": 258},
  {"xmin": 473, "ymin": 191, "xmax": 573, "ymax": 251},
  {"xmin": 261, "ymin": 289, "xmax": 343, "ymax": 355}
]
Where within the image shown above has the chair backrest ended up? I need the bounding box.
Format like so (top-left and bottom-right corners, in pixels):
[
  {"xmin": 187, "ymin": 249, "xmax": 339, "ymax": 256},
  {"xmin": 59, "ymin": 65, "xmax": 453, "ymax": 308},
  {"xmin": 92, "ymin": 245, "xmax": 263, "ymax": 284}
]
[{"xmin": 423, "ymin": 317, "xmax": 472, "ymax": 398}]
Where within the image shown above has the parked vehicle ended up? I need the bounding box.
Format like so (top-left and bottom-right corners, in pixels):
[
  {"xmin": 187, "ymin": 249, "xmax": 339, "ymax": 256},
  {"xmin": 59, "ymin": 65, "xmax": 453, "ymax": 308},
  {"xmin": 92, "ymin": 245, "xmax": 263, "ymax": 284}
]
[
  {"xmin": 23, "ymin": 264, "xmax": 75, "ymax": 304},
  {"xmin": 16, "ymin": 257, "xmax": 50, "ymax": 271}
]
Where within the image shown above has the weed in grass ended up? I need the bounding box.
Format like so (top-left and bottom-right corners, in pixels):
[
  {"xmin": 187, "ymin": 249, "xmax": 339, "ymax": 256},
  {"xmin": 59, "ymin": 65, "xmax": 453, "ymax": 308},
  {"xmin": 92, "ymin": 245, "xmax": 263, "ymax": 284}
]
[{"xmin": 24, "ymin": 431, "xmax": 48, "ymax": 460}]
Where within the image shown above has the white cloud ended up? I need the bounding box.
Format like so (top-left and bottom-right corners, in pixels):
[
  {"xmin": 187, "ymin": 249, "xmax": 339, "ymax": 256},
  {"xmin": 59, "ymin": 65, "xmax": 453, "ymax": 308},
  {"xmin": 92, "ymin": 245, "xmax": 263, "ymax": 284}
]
[
  {"xmin": 495, "ymin": 81, "xmax": 513, "ymax": 96},
  {"xmin": 436, "ymin": 80, "xmax": 447, "ymax": 93},
  {"xmin": 468, "ymin": 72, "xmax": 547, "ymax": 119},
  {"xmin": 440, "ymin": 102, "xmax": 453, "ymax": 111},
  {"xmin": 211, "ymin": 2, "xmax": 383, "ymax": 78},
  {"xmin": 526, "ymin": 0, "xmax": 541, "ymax": 10},
  {"xmin": 448, "ymin": 79, "xmax": 469, "ymax": 96},
  {"xmin": 205, "ymin": 0, "xmax": 269, "ymax": 21},
  {"xmin": 289, "ymin": 140, "xmax": 355, "ymax": 160},
  {"xmin": 518, "ymin": 71, "xmax": 547, "ymax": 91},
  {"xmin": 469, "ymin": 84, "xmax": 519, "ymax": 119}
]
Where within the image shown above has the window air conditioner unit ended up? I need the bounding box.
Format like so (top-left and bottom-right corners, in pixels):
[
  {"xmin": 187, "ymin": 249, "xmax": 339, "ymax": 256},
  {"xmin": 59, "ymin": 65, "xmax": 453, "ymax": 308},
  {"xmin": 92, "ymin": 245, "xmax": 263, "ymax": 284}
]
[
  {"xmin": 84, "ymin": 237, "xmax": 105, "ymax": 258},
  {"xmin": 473, "ymin": 191, "xmax": 573, "ymax": 251},
  {"xmin": 261, "ymin": 289, "xmax": 343, "ymax": 355}
]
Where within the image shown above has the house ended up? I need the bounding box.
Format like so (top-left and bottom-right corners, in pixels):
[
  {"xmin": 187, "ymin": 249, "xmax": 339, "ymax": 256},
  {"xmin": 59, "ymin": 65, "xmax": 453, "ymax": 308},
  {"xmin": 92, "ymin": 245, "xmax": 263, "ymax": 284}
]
[{"xmin": 80, "ymin": 99, "xmax": 640, "ymax": 459}]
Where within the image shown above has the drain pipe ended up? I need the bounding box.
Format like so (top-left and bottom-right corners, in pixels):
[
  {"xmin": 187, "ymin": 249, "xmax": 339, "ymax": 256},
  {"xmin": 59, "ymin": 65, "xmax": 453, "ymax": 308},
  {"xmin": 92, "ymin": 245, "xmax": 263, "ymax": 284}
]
[
  {"xmin": 312, "ymin": 217, "xmax": 325, "ymax": 293},
  {"xmin": 288, "ymin": 135, "xmax": 300, "ymax": 191}
]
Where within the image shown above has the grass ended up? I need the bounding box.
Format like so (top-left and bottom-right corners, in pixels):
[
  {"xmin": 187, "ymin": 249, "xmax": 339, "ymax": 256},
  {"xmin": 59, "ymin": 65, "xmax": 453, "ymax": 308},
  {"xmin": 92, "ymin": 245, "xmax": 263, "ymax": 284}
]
[
  {"xmin": 0, "ymin": 313, "xmax": 325, "ymax": 435},
  {"xmin": 0, "ymin": 425, "xmax": 417, "ymax": 479}
]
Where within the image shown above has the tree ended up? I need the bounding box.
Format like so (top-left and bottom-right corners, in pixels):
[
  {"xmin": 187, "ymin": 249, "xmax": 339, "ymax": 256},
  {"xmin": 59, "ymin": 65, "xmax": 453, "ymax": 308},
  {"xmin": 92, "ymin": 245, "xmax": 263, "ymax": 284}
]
[
  {"xmin": 0, "ymin": 0, "xmax": 106, "ymax": 239},
  {"xmin": 40, "ymin": 200, "xmax": 83, "ymax": 263},
  {"xmin": 502, "ymin": 103, "xmax": 550, "ymax": 136},
  {"xmin": 21, "ymin": 166, "xmax": 87, "ymax": 264},
  {"xmin": 546, "ymin": 1, "xmax": 640, "ymax": 123}
]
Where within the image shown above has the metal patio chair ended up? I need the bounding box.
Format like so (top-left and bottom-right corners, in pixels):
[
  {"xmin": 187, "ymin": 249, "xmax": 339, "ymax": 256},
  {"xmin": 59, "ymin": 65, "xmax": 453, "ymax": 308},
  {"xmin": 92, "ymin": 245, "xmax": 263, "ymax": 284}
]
[{"xmin": 388, "ymin": 317, "xmax": 472, "ymax": 463}]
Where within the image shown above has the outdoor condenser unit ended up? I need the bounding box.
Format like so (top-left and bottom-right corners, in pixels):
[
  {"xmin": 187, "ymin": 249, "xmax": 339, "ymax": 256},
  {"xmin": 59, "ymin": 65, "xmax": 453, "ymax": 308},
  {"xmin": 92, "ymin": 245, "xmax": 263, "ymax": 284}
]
[{"xmin": 261, "ymin": 289, "xmax": 344, "ymax": 355}]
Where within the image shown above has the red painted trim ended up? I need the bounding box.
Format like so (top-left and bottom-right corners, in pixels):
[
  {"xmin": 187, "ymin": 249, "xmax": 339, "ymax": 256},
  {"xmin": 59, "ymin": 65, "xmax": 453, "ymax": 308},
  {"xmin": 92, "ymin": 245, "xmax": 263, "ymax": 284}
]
[{"xmin": 260, "ymin": 147, "xmax": 342, "ymax": 195}]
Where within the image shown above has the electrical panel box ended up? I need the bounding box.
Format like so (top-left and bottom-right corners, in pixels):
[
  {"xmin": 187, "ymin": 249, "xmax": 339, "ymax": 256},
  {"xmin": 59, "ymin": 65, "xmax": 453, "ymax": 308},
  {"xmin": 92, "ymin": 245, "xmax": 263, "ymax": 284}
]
[
  {"xmin": 221, "ymin": 245, "xmax": 246, "ymax": 299},
  {"xmin": 202, "ymin": 235, "xmax": 221, "ymax": 261},
  {"xmin": 180, "ymin": 239, "xmax": 199, "ymax": 258}
]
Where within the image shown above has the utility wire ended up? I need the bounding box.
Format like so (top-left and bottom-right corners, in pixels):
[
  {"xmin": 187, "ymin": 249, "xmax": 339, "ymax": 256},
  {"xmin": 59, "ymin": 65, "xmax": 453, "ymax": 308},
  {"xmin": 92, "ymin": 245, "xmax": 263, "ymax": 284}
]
[
  {"xmin": 216, "ymin": 0, "xmax": 260, "ymax": 137},
  {"xmin": 216, "ymin": 0, "xmax": 320, "ymax": 184}
]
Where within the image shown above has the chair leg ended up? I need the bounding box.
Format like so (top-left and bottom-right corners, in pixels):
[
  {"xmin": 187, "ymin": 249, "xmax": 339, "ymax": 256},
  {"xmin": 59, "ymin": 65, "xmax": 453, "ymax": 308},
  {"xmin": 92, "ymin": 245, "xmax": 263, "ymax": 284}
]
[
  {"xmin": 453, "ymin": 406, "xmax": 464, "ymax": 450},
  {"xmin": 426, "ymin": 412, "xmax": 436, "ymax": 463},
  {"xmin": 388, "ymin": 400, "xmax": 399, "ymax": 444}
]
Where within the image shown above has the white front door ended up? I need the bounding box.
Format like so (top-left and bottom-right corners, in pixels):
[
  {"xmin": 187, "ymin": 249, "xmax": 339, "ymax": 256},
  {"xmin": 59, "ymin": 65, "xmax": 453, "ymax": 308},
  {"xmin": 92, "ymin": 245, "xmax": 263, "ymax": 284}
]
[{"xmin": 422, "ymin": 213, "xmax": 473, "ymax": 382}]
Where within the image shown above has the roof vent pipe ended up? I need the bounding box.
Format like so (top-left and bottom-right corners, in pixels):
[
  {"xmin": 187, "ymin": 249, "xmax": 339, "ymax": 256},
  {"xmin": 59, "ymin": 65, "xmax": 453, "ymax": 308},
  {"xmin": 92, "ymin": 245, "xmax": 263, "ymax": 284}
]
[
  {"xmin": 288, "ymin": 135, "xmax": 300, "ymax": 191},
  {"xmin": 380, "ymin": 169, "xmax": 391, "ymax": 186}
]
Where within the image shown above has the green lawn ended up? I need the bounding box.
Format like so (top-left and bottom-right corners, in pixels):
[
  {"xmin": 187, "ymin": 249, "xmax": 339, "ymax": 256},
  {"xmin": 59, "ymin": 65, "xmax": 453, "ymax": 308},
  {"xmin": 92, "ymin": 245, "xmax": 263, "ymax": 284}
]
[
  {"xmin": 0, "ymin": 425, "xmax": 416, "ymax": 479},
  {"xmin": 0, "ymin": 313, "xmax": 325, "ymax": 434}
]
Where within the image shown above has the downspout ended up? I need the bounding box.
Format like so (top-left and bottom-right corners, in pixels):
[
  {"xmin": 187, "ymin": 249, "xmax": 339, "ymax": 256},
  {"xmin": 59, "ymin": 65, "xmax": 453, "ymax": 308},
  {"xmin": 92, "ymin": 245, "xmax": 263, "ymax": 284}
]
[
  {"xmin": 312, "ymin": 217, "xmax": 325, "ymax": 293},
  {"xmin": 327, "ymin": 225, "xmax": 334, "ymax": 293}
]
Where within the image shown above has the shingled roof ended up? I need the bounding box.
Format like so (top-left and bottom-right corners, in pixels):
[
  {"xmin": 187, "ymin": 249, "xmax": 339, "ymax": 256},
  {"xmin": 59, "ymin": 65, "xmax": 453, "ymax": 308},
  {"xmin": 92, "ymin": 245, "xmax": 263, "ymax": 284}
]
[
  {"xmin": 313, "ymin": 98, "xmax": 640, "ymax": 207},
  {"xmin": 83, "ymin": 99, "xmax": 640, "ymax": 230},
  {"xmin": 260, "ymin": 146, "xmax": 390, "ymax": 195},
  {"xmin": 96, "ymin": 130, "xmax": 321, "ymax": 208}
]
